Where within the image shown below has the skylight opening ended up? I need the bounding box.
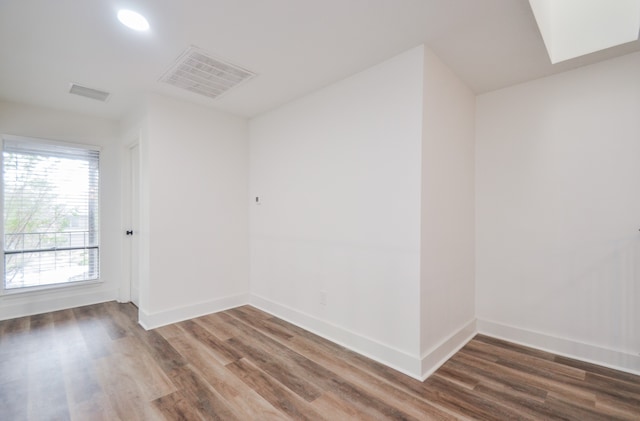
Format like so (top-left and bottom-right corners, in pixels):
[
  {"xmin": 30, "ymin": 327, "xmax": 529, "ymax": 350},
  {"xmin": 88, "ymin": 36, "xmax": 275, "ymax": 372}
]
[{"xmin": 529, "ymin": 0, "xmax": 640, "ymax": 63}]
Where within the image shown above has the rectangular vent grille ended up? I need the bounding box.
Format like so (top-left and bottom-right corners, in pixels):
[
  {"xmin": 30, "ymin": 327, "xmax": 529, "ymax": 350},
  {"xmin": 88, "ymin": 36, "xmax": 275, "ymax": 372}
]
[
  {"xmin": 69, "ymin": 83, "xmax": 110, "ymax": 102},
  {"xmin": 159, "ymin": 46, "xmax": 256, "ymax": 100}
]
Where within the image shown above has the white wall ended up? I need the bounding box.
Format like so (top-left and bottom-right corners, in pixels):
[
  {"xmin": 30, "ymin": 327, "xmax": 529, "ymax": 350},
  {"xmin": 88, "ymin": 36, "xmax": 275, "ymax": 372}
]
[
  {"xmin": 420, "ymin": 48, "xmax": 476, "ymax": 376},
  {"xmin": 249, "ymin": 47, "xmax": 424, "ymax": 376},
  {"xmin": 0, "ymin": 101, "xmax": 122, "ymax": 320},
  {"xmin": 476, "ymin": 52, "xmax": 640, "ymax": 373},
  {"xmin": 138, "ymin": 95, "xmax": 250, "ymax": 328}
]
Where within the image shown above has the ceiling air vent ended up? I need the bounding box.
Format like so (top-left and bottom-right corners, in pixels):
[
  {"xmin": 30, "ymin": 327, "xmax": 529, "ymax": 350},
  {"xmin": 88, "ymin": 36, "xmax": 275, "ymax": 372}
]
[
  {"xmin": 69, "ymin": 83, "xmax": 110, "ymax": 102},
  {"xmin": 159, "ymin": 46, "xmax": 256, "ymax": 100}
]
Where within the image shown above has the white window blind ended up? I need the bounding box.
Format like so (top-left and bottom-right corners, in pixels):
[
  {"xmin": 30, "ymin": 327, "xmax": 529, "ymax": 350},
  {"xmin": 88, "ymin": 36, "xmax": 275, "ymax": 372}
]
[{"xmin": 2, "ymin": 137, "xmax": 100, "ymax": 290}]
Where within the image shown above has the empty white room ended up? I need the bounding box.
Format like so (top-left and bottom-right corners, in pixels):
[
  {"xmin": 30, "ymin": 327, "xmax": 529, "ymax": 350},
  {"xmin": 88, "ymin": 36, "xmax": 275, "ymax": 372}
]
[{"xmin": 0, "ymin": 0, "xmax": 639, "ymax": 419}]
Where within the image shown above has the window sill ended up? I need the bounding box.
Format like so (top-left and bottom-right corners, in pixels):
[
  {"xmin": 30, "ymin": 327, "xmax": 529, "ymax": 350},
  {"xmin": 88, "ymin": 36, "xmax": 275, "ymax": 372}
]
[{"xmin": 0, "ymin": 279, "xmax": 104, "ymax": 298}]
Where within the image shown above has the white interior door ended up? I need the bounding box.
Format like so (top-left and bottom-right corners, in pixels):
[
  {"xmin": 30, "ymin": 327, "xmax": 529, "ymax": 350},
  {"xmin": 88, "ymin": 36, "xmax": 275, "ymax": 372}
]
[{"xmin": 129, "ymin": 143, "xmax": 140, "ymax": 306}]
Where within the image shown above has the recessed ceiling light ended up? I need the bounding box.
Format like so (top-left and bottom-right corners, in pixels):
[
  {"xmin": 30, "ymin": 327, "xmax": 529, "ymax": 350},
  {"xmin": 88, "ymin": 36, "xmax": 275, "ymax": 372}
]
[{"xmin": 117, "ymin": 9, "xmax": 149, "ymax": 31}]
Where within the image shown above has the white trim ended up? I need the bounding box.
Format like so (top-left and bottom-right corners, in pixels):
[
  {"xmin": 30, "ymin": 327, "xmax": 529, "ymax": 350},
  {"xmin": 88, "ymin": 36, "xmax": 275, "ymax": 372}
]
[
  {"xmin": 0, "ymin": 287, "xmax": 117, "ymax": 321},
  {"xmin": 249, "ymin": 294, "xmax": 423, "ymax": 379},
  {"xmin": 1, "ymin": 278, "xmax": 103, "ymax": 297},
  {"xmin": 477, "ymin": 318, "xmax": 640, "ymax": 376},
  {"xmin": 420, "ymin": 319, "xmax": 477, "ymax": 380},
  {"xmin": 138, "ymin": 293, "xmax": 250, "ymax": 330}
]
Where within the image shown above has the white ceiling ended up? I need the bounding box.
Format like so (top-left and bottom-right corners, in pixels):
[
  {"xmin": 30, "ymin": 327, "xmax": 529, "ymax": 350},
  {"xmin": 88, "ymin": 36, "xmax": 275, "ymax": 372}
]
[{"xmin": 1, "ymin": 0, "xmax": 639, "ymax": 120}]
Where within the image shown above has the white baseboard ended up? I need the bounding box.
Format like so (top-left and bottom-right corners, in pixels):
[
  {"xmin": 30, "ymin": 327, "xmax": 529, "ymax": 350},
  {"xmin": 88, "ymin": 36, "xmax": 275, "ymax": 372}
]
[
  {"xmin": 139, "ymin": 293, "xmax": 250, "ymax": 330},
  {"xmin": 249, "ymin": 294, "xmax": 423, "ymax": 380},
  {"xmin": 420, "ymin": 319, "xmax": 477, "ymax": 380},
  {"xmin": 477, "ymin": 319, "xmax": 640, "ymax": 376},
  {"xmin": 0, "ymin": 288, "xmax": 118, "ymax": 321}
]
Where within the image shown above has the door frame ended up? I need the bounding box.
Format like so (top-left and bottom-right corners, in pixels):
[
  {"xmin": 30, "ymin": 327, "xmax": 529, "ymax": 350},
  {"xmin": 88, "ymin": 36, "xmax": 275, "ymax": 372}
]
[{"xmin": 120, "ymin": 138, "xmax": 140, "ymax": 305}]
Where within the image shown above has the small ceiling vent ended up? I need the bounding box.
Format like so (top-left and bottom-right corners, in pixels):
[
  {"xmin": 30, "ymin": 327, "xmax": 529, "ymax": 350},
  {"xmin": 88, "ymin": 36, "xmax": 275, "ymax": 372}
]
[
  {"xmin": 159, "ymin": 46, "xmax": 256, "ymax": 100},
  {"xmin": 69, "ymin": 83, "xmax": 110, "ymax": 102}
]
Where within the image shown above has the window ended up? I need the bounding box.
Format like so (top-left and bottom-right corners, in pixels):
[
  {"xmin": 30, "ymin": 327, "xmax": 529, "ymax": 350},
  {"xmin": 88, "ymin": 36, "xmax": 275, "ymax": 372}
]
[{"xmin": 2, "ymin": 136, "xmax": 100, "ymax": 291}]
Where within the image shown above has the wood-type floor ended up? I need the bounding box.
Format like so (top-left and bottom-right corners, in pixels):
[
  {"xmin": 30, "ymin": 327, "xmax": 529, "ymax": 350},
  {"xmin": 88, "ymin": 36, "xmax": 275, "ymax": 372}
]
[{"xmin": 1, "ymin": 302, "xmax": 639, "ymax": 420}]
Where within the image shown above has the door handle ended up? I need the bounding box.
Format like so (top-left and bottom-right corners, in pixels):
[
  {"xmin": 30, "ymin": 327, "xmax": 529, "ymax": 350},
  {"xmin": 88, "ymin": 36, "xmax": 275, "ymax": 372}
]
[{"xmin": 126, "ymin": 230, "xmax": 133, "ymax": 236}]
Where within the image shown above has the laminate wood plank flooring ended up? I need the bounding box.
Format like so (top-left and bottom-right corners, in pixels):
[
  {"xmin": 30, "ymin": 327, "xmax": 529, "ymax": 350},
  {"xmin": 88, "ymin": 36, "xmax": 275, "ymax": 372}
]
[{"xmin": 1, "ymin": 301, "xmax": 639, "ymax": 420}]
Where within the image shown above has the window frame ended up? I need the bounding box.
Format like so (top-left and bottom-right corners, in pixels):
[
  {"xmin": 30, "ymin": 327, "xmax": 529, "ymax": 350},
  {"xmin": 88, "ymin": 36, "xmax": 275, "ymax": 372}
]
[{"xmin": 0, "ymin": 134, "xmax": 102, "ymax": 296}]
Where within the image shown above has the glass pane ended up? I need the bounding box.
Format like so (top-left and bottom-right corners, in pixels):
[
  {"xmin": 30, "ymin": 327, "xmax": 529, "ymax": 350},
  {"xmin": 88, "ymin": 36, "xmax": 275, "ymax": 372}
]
[
  {"xmin": 3, "ymin": 139, "xmax": 100, "ymax": 289},
  {"xmin": 4, "ymin": 248, "xmax": 98, "ymax": 289}
]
